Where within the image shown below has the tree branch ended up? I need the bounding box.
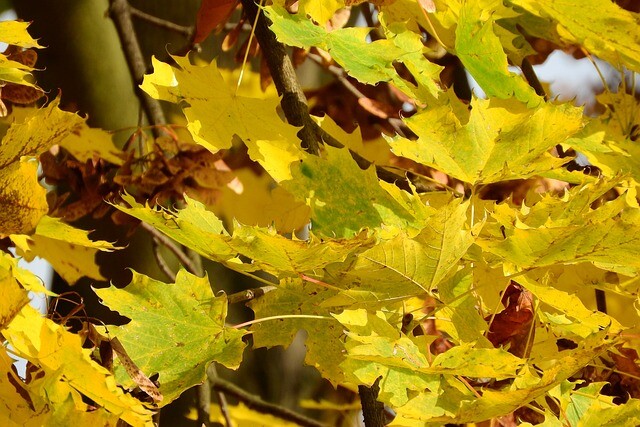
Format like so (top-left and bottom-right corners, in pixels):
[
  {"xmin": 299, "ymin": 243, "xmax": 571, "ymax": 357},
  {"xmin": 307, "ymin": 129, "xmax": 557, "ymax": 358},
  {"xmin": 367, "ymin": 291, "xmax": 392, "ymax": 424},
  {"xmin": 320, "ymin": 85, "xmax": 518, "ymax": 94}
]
[
  {"xmin": 129, "ymin": 5, "xmax": 194, "ymax": 39},
  {"xmin": 150, "ymin": 237, "xmax": 177, "ymax": 281},
  {"xmin": 358, "ymin": 377, "xmax": 386, "ymax": 427},
  {"xmin": 227, "ymin": 285, "xmax": 276, "ymax": 304},
  {"xmin": 240, "ymin": 0, "xmax": 320, "ymax": 154},
  {"xmin": 209, "ymin": 375, "xmax": 328, "ymax": 427},
  {"xmin": 138, "ymin": 222, "xmax": 201, "ymax": 275},
  {"xmin": 109, "ymin": 0, "xmax": 167, "ymax": 137}
]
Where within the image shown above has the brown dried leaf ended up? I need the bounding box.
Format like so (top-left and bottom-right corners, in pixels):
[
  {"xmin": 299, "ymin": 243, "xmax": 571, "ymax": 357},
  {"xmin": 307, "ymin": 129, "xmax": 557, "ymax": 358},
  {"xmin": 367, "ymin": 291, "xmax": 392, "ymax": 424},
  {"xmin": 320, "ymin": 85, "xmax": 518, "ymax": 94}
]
[
  {"xmin": 222, "ymin": 18, "xmax": 244, "ymax": 52},
  {"xmin": 110, "ymin": 337, "xmax": 163, "ymax": 403},
  {"xmin": 486, "ymin": 282, "xmax": 534, "ymax": 358}
]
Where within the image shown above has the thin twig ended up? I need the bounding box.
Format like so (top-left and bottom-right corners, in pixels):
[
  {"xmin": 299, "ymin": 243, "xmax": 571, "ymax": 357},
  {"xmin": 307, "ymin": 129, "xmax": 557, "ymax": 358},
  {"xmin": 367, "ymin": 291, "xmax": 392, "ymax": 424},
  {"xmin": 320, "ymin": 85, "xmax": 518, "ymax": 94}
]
[
  {"xmin": 227, "ymin": 286, "xmax": 276, "ymax": 304},
  {"xmin": 109, "ymin": 0, "xmax": 167, "ymax": 137},
  {"xmin": 207, "ymin": 365, "xmax": 234, "ymax": 427},
  {"xmin": 129, "ymin": 5, "xmax": 194, "ymax": 38},
  {"xmin": 209, "ymin": 375, "xmax": 328, "ymax": 427},
  {"xmin": 151, "ymin": 237, "xmax": 177, "ymax": 281},
  {"xmin": 138, "ymin": 222, "xmax": 200, "ymax": 275}
]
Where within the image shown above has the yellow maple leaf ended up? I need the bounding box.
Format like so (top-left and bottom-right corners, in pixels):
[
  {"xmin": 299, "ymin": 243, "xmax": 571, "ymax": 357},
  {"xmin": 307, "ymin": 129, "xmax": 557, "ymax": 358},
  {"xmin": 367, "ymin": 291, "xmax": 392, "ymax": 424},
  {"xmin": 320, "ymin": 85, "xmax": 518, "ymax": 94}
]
[{"xmin": 4, "ymin": 305, "xmax": 154, "ymax": 426}]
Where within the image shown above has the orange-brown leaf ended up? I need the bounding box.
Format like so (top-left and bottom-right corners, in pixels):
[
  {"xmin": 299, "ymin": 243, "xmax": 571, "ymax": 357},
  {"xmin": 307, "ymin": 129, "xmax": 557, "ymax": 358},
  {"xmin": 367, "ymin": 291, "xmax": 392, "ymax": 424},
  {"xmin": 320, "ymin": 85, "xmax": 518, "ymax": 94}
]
[{"xmin": 194, "ymin": 0, "xmax": 238, "ymax": 43}]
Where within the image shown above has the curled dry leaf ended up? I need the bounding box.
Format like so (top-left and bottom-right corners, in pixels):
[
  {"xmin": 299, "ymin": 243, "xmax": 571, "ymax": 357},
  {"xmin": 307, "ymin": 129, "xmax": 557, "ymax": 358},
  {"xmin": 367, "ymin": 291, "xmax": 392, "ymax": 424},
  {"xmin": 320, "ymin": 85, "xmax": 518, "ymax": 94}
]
[
  {"xmin": 111, "ymin": 337, "xmax": 163, "ymax": 403},
  {"xmin": 1, "ymin": 47, "xmax": 44, "ymax": 107},
  {"xmin": 486, "ymin": 282, "xmax": 534, "ymax": 358}
]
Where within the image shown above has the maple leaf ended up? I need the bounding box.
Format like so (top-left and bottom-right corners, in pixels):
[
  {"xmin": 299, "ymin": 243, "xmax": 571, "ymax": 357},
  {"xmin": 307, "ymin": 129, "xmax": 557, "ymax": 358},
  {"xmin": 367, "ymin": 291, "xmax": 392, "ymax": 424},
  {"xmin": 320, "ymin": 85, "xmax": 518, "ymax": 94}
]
[
  {"xmin": 266, "ymin": 5, "xmax": 442, "ymax": 102},
  {"xmin": 94, "ymin": 269, "xmax": 246, "ymax": 405},
  {"xmin": 249, "ymin": 277, "xmax": 347, "ymax": 383},
  {"xmin": 344, "ymin": 197, "xmax": 476, "ymax": 294},
  {"xmin": 283, "ymin": 145, "xmax": 417, "ymax": 237},
  {"xmin": 3, "ymin": 305, "xmax": 154, "ymax": 426},
  {"xmin": 140, "ymin": 55, "xmax": 304, "ymax": 182},
  {"xmin": 510, "ymin": 0, "xmax": 640, "ymax": 73},
  {"xmin": 0, "ymin": 99, "xmax": 84, "ymax": 236},
  {"xmin": 456, "ymin": 1, "xmax": 541, "ymax": 106},
  {"xmin": 334, "ymin": 309, "xmax": 525, "ymax": 408},
  {"xmin": 390, "ymin": 96, "xmax": 584, "ymax": 185},
  {"xmin": 11, "ymin": 216, "xmax": 117, "ymax": 284}
]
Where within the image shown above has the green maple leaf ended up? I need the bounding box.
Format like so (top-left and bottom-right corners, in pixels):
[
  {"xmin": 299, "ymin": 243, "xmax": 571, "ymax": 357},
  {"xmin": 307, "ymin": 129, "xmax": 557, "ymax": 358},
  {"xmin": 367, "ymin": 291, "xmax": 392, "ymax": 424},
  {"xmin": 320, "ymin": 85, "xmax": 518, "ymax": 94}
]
[
  {"xmin": 265, "ymin": 6, "xmax": 442, "ymax": 102},
  {"xmin": 284, "ymin": 145, "xmax": 414, "ymax": 238},
  {"xmin": 94, "ymin": 269, "xmax": 246, "ymax": 405},
  {"xmin": 394, "ymin": 332, "xmax": 615, "ymax": 424},
  {"xmin": 478, "ymin": 202, "xmax": 640, "ymax": 276},
  {"xmin": 456, "ymin": 1, "xmax": 541, "ymax": 106},
  {"xmin": 116, "ymin": 194, "xmax": 375, "ymax": 277},
  {"xmin": 334, "ymin": 309, "xmax": 524, "ymax": 407}
]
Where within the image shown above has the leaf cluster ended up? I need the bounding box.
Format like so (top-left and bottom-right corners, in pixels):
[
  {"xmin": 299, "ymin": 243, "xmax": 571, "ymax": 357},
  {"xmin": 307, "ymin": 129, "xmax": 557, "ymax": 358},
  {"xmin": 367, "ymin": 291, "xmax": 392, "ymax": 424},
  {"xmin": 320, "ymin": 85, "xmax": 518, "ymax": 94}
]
[{"xmin": 2, "ymin": 1, "xmax": 640, "ymax": 426}]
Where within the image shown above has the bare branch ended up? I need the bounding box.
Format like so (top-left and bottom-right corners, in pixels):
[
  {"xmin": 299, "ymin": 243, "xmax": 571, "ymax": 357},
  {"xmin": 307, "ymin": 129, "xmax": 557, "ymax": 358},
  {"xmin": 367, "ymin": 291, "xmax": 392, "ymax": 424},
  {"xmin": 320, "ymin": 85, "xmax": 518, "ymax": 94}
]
[
  {"xmin": 209, "ymin": 374, "xmax": 329, "ymax": 427},
  {"xmin": 109, "ymin": 0, "xmax": 167, "ymax": 137},
  {"xmin": 129, "ymin": 6, "xmax": 194, "ymax": 39}
]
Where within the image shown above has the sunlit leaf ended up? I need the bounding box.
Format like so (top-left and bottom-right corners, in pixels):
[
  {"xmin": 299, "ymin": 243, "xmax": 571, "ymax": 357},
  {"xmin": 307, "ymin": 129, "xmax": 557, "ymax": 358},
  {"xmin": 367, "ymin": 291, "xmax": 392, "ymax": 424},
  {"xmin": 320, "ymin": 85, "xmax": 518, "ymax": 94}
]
[
  {"xmin": 390, "ymin": 97, "xmax": 584, "ymax": 184},
  {"xmin": 94, "ymin": 269, "xmax": 246, "ymax": 405},
  {"xmin": 11, "ymin": 216, "xmax": 116, "ymax": 284},
  {"xmin": 4, "ymin": 305, "xmax": 154, "ymax": 426}
]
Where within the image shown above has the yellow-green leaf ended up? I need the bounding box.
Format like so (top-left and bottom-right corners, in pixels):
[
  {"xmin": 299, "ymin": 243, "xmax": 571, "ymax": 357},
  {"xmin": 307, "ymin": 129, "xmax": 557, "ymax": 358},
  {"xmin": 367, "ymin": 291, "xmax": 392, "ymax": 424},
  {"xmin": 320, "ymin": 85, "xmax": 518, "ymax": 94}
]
[
  {"xmin": 94, "ymin": 269, "xmax": 246, "ymax": 405},
  {"xmin": 390, "ymin": 97, "xmax": 584, "ymax": 184},
  {"xmin": 248, "ymin": 277, "xmax": 346, "ymax": 384},
  {"xmin": 283, "ymin": 145, "xmax": 413, "ymax": 237},
  {"xmin": 456, "ymin": 1, "xmax": 540, "ymax": 106}
]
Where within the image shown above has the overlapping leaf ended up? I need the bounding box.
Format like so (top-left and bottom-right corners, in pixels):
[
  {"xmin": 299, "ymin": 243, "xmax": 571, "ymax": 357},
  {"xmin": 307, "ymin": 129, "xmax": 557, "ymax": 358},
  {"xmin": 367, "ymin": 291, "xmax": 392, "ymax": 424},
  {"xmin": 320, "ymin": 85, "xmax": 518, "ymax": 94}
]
[
  {"xmin": 94, "ymin": 269, "xmax": 246, "ymax": 405},
  {"xmin": 456, "ymin": 1, "xmax": 540, "ymax": 106},
  {"xmin": 390, "ymin": 97, "xmax": 584, "ymax": 184},
  {"xmin": 0, "ymin": 21, "xmax": 41, "ymax": 88},
  {"xmin": 115, "ymin": 193, "xmax": 375, "ymax": 276},
  {"xmin": 140, "ymin": 56, "xmax": 304, "ymax": 182},
  {"xmin": 509, "ymin": 0, "xmax": 640, "ymax": 73},
  {"xmin": 393, "ymin": 332, "xmax": 615, "ymax": 424},
  {"xmin": 266, "ymin": 6, "xmax": 442, "ymax": 102},
  {"xmin": 343, "ymin": 198, "xmax": 475, "ymax": 295},
  {"xmin": 3, "ymin": 305, "xmax": 153, "ymax": 426},
  {"xmin": 335, "ymin": 309, "xmax": 525, "ymax": 408},
  {"xmin": 11, "ymin": 216, "xmax": 116, "ymax": 284},
  {"xmin": 0, "ymin": 99, "xmax": 84, "ymax": 236},
  {"xmin": 248, "ymin": 277, "xmax": 347, "ymax": 384}
]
